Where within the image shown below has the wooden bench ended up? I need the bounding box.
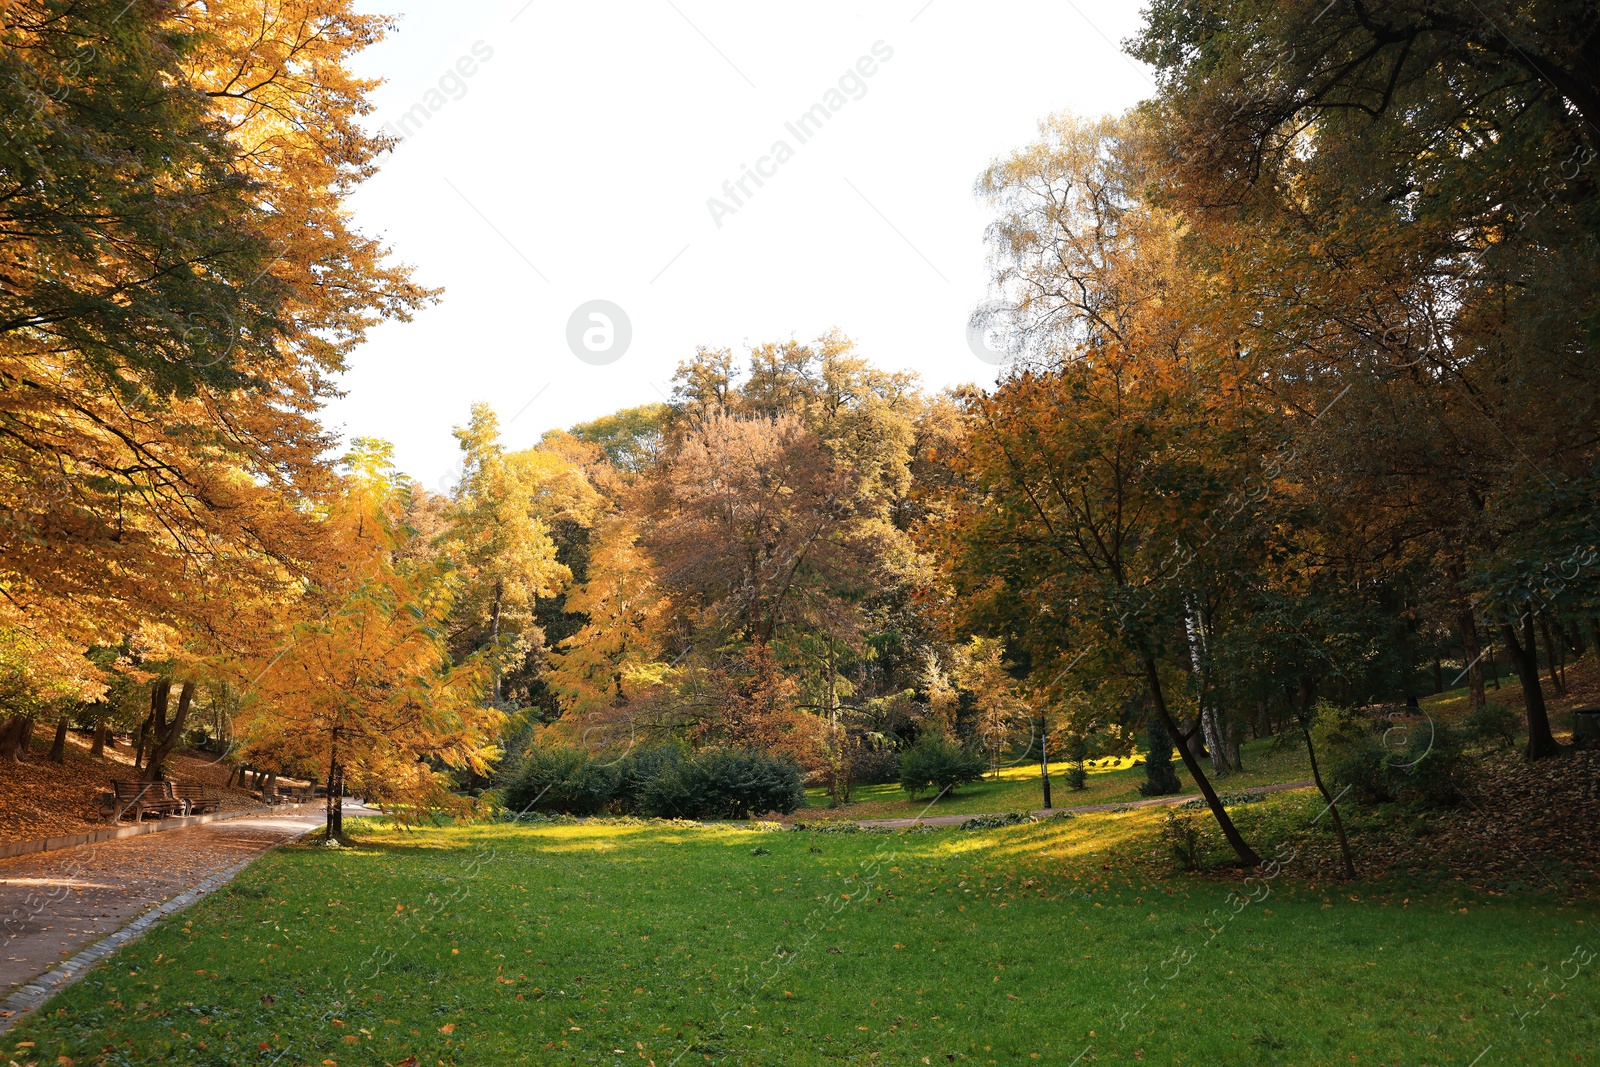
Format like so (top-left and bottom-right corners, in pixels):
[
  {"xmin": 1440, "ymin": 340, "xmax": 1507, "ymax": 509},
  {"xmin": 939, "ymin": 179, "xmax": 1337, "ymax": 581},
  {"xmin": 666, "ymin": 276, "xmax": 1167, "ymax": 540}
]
[
  {"xmin": 266, "ymin": 784, "xmax": 316, "ymax": 804},
  {"xmin": 111, "ymin": 779, "xmax": 184, "ymax": 821},
  {"xmin": 172, "ymin": 783, "xmax": 221, "ymax": 815},
  {"xmin": 261, "ymin": 782, "xmax": 298, "ymax": 805}
]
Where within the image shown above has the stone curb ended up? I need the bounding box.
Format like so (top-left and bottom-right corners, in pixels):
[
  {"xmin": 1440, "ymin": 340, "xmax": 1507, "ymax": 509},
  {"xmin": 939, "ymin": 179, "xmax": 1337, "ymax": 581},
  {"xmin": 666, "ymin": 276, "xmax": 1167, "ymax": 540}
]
[
  {"xmin": 0, "ymin": 802, "xmax": 320, "ymax": 862},
  {"xmin": 0, "ymin": 817, "xmax": 322, "ymax": 1034}
]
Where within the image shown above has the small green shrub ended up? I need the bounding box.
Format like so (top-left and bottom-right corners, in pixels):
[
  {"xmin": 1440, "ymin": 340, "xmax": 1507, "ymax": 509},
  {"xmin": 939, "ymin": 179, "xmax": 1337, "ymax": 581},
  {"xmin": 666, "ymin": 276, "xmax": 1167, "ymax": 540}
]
[
  {"xmin": 1400, "ymin": 722, "xmax": 1467, "ymax": 807},
  {"xmin": 1160, "ymin": 809, "xmax": 1204, "ymax": 870},
  {"xmin": 1177, "ymin": 791, "xmax": 1265, "ymax": 811},
  {"xmin": 1463, "ymin": 702, "xmax": 1520, "ymax": 749},
  {"xmin": 503, "ymin": 747, "xmax": 619, "ymax": 815},
  {"xmin": 898, "ymin": 734, "xmax": 987, "ymax": 799},
  {"xmin": 958, "ymin": 811, "xmax": 1035, "ymax": 830},
  {"xmin": 642, "ymin": 748, "xmax": 806, "ymax": 820},
  {"xmin": 1329, "ymin": 733, "xmax": 1397, "ymax": 805},
  {"xmin": 1328, "ymin": 713, "xmax": 1468, "ymax": 809}
]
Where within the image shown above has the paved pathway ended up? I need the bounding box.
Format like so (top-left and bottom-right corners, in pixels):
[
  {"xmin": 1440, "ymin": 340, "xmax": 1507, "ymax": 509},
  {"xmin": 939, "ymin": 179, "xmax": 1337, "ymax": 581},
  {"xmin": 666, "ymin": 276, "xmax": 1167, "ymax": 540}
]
[
  {"xmin": 854, "ymin": 778, "xmax": 1317, "ymax": 828},
  {"xmin": 0, "ymin": 803, "xmax": 377, "ymax": 1029}
]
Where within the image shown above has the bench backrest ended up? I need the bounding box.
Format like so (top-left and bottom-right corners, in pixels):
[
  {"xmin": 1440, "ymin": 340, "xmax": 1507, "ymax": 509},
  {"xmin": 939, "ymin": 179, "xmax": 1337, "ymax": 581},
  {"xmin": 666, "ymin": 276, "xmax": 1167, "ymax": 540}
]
[{"xmin": 112, "ymin": 779, "xmax": 166, "ymax": 799}]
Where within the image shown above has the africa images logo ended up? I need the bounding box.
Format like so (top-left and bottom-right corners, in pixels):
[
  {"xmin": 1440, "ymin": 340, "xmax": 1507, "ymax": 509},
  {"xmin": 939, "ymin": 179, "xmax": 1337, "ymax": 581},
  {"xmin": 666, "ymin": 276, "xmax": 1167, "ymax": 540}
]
[
  {"xmin": 381, "ymin": 40, "xmax": 496, "ymax": 145},
  {"xmin": 705, "ymin": 41, "xmax": 895, "ymax": 228}
]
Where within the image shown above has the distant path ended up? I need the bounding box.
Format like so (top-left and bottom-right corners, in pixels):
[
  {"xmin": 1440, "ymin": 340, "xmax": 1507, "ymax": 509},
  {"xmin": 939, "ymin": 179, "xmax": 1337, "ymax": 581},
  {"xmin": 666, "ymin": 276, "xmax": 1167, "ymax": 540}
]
[
  {"xmin": 853, "ymin": 779, "xmax": 1317, "ymax": 828},
  {"xmin": 0, "ymin": 802, "xmax": 379, "ymax": 1031}
]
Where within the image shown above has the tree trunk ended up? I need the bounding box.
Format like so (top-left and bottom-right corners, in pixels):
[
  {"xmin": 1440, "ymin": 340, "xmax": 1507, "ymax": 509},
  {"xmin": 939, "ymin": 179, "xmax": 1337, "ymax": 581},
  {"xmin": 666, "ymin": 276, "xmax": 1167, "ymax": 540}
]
[
  {"xmin": 1141, "ymin": 651, "xmax": 1260, "ymax": 867},
  {"xmin": 1398, "ymin": 613, "xmax": 1420, "ymax": 710},
  {"xmin": 1254, "ymin": 700, "xmax": 1271, "ymax": 739},
  {"xmin": 1200, "ymin": 705, "xmax": 1228, "ymax": 776},
  {"xmin": 1299, "ymin": 713, "xmax": 1357, "ymax": 881},
  {"xmin": 1503, "ymin": 616, "xmax": 1560, "ymax": 759},
  {"xmin": 48, "ymin": 716, "xmax": 69, "ymax": 762},
  {"xmin": 1458, "ymin": 608, "xmax": 1486, "ymax": 711},
  {"xmin": 1538, "ymin": 614, "xmax": 1567, "ymax": 696},
  {"xmin": 1431, "ymin": 658, "xmax": 1444, "ymax": 695},
  {"xmin": 0, "ymin": 715, "xmax": 31, "ymax": 763},
  {"xmin": 1221, "ymin": 712, "xmax": 1243, "ymax": 773},
  {"xmin": 132, "ymin": 711, "xmax": 150, "ymax": 770},
  {"xmin": 1568, "ymin": 619, "xmax": 1586, "ymax": 656},
  {"xmin": 90, "ymin": 722, "xmax": 107, "ymax": 758},
  {"xmin": 325, "ymin": 726, "xmax": 342, "ymax": 838},
  {"xmin": 490, "ymin": 582, "xmax": 503, "ymax": 705},
  {"xmin": 1590, "ymin": 618, "xmax": 1600, "ymax": 661},
  {"xmin": 142, "ymin": 680, "xmax": 193, "ymax": 781},
  {"xmin": 825, "ymin": 637, "xmax": 848, "ymax": 806},
  {"xmin": 1038, "ymin": 714, "xmax": 1053, "ymax": 810}
]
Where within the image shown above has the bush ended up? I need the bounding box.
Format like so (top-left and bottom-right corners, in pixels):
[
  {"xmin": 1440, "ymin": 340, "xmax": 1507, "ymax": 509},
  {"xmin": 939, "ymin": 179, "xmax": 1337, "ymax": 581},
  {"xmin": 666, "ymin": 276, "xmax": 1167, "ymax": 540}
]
[
  {"xmin": 847, "ymin": 743, "xmax": 902, "ymax": 786},
  {"xmin": 503, "ymin": 745, "xmax": 805, "ymax": 820},
  {"xmin": 1329, "ymin": 714, "xmax": 1468, "ymax": 809},
  {"xmin": 1138, "ymin": 717, "xmax": 1182, "ymax": 796},
  {"xmin": 503, "ymin": 747, "xmax": 619, "ymax": 816},
  {"xmin": 1400, "ymin": 722, "xmax": 1467, "ymax": 808},
  {"xmin": 1064, "ymin": 733, "xmax": 1089, "ymax": 791},
  {"xmin": 1329, "ymin": 733, "xmax": 1397, "ymax": 805},
  {"xmin": 1464, "ymin": 702, "xmax": 1520, "ymax": 749},
  {"xmin": 1177, "ymin": 791, "xmax": 1266, "ymax": 811},
  {"xmin": 960, "ymin": 811, "xmax": 1029, "ymax": 830},
  {"xmin": 898, "ymin": 734, "xmax": 987, "ymax": 799},
  {"xmin": 1160, "ymin": 809, "xmax": 1204, "ymax": 870},
  {"xmin": 612, "ymin": 746, "xmax": 685, "ymax": 814},
  {"xmin": 642, "ymin": 748, "xmax": 806, "ymax": 820}
]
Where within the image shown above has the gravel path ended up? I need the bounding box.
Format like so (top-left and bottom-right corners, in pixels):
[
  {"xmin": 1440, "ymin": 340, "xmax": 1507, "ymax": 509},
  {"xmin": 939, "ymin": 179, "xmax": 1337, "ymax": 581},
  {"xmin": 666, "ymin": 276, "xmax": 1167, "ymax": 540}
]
[
  {"xmin": 852, "ymin": 778, "xmax": 1317, "ymax": 828},
  {"xmin": 0, "ymin": 804, "xmax": 377, "ymax": 1027}
]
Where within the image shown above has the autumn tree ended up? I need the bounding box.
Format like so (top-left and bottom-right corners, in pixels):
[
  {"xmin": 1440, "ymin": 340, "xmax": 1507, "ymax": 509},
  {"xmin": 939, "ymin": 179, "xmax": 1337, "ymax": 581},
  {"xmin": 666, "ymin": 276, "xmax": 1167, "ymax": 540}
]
[
  {"xmin": 946, "ymin": 113, "xmax": 1278, "ymax": 864},
  {"xmin": 0, "ymin": 0, "xmax": 428, "ymax": 749},
  {"xmin": 242, "ymin": 443, "xmax": 494, "ymax": 836},
  {"xmin": 442, "ymin": 406, "xmax": 563, "ymax": 701},
  {"xmin": 545, "ymin": 516, "xmax": 674, "ymax": 739}
]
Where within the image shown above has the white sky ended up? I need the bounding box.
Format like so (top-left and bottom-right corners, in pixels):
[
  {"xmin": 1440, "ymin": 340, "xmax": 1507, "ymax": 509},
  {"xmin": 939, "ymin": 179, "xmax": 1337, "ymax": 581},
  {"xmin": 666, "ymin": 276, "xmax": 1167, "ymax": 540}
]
[{"xmin": 327, "ymin": 0, "xmax": 1153, "ymax": 492}]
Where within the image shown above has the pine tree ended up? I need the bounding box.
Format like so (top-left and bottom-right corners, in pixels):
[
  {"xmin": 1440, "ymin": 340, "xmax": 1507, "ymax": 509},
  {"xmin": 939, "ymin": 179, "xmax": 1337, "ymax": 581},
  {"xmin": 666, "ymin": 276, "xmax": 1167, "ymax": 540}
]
[{"xmin": 1139, "ymin": 715, "xmax": 1182, "ymax": 797}]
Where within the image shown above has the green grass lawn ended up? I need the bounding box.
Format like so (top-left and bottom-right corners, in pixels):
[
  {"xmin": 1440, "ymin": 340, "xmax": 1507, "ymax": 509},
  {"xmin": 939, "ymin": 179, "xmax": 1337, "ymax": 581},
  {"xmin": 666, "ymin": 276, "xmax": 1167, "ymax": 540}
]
[
  {"xmin": 805, "ymin": 734, "xmax": 1315, "ymax": 821},
  {"xmin": 9, "ymin": 801, "xmax": 1596, "ymax": 1066}
]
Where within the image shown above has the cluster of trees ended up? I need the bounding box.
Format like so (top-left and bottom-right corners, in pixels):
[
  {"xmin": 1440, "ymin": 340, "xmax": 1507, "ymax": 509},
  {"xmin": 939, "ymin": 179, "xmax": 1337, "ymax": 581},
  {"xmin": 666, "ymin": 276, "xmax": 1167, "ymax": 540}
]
[
  {"xmin": 4, "ymin": 1, "xmax": 1595, "ymax": 854},
  {"xmin": 936, "ymin": 0, "xmax": 1599, "ymax": 862},
  {"xmin": 530, "ymin": 2, "xmax": 1598, "ymax": 862}
]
